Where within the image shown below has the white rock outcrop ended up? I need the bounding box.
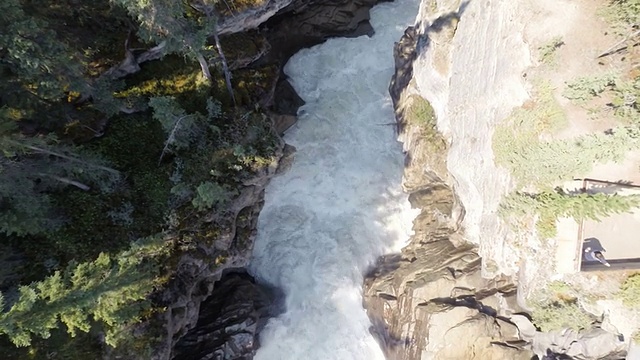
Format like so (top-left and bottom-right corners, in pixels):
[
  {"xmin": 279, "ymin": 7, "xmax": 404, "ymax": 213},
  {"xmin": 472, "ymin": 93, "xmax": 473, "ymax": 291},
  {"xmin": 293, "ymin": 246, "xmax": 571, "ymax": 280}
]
[{"xmin": 411, "ymin": 0, "xmax": 532, "ymax": 278}]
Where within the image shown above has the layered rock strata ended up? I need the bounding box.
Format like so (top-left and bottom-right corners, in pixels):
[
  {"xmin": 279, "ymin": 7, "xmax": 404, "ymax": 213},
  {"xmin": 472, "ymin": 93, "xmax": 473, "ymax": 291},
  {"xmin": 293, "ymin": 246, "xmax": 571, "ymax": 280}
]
[{"xmin": 363, "ymin": 22, "xmax": 532, "ymax": 359}]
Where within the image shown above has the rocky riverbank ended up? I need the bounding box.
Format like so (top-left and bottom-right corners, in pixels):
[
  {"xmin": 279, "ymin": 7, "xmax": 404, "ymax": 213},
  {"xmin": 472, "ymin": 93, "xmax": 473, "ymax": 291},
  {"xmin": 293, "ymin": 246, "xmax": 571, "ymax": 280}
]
[
  {"xmin": 363, "ymin": 18, "xmax": 533, "ymax": 359},
  {"xmin": 362, "ymin": 0, "xmax": 631, "ymax": 359}
]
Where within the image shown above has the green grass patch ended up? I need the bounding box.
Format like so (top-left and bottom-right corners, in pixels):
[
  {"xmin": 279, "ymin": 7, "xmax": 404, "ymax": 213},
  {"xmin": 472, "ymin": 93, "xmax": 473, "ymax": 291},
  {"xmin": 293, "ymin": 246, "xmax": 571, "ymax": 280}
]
[
  {"xmin": 601, "ymin": 0, "xmax": 640, "ymax": 33},
  {"xmin": 530, "ymin": 280, "xmax": 596, "ymax": 332},
  {"xmin": 502, "ymin": 188, "xmax": 640, "ymax": 238},
  {"xmin": 538, "ymin": 36, "xmax": 565, "ymax": 65},
  {"xmin": 406, "ymin": 95, "xmax": 436, "ymax": 126},
  {"xmin": 618, "ymin": 272, "xmax": 640, "ymax": 309},
  {"xmin": 405, "ymin": 95, "xmax": 446, "ymax": 152}
]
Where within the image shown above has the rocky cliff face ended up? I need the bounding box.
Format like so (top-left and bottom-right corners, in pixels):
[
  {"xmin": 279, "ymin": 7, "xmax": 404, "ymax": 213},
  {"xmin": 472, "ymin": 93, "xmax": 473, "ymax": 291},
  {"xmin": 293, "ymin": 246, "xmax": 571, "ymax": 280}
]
[
  {"xmin": 146, "ymin": 158, "xmax": 283, "ymax": 360},
  {"xmin": 218, "ymin": 0, "xmax": 294, "ymax": 35},
  {"xmin": 363, "ymin": 14, "xmax": 533, "ymax": 359},
  {"xmin": 411, "ymin": 0, "xmax": 533, "ymax": 281},
  {"xmin": 364, "ymin": 1, "xmax": 631, "ymax": 359}
]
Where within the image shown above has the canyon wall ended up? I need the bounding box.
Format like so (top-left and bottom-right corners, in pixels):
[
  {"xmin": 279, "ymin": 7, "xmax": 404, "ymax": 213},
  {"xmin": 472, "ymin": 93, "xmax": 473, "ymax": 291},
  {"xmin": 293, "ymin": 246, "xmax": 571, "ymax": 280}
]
[{"xmin": 363, "ymin": 3, "xmax": 533, "ymax": 356}]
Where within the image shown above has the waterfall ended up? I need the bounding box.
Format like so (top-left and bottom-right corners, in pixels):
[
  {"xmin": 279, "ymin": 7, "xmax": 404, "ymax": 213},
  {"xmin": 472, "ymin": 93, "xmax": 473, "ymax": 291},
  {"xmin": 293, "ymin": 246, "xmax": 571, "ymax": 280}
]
[{"xmin": 249, "ymin": 1, "xmax": 420, "ymax": 358}]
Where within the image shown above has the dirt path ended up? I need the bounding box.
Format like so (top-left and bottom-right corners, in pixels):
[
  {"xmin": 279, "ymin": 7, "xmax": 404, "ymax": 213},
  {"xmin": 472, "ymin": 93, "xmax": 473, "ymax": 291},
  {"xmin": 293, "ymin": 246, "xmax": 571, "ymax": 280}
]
[{"xmin": 523, "ymin": 0, "xmax": 640, "ymax": 344}]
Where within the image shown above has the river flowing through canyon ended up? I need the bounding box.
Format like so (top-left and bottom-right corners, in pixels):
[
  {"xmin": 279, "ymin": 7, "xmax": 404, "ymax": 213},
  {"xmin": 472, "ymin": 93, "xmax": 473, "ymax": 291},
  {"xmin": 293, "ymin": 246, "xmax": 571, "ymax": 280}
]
[{"xmin": 248, "ymin": 1, "xmax": 420, "ymax": 359}]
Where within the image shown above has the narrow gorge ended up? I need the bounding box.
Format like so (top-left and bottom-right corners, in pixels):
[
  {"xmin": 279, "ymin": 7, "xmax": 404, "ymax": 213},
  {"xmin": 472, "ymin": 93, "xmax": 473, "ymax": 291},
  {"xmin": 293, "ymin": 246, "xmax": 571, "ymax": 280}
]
[
  {"xmin": 4, "ymin": 0, "xmax": 634, "ymax": 359},
  {"xmin": 170, "ymin": 0, "xmax": 635, "ymax": 359},
  {"xmin": 248, "ymin": 1, "xmax": 419, "ymax": 358}
]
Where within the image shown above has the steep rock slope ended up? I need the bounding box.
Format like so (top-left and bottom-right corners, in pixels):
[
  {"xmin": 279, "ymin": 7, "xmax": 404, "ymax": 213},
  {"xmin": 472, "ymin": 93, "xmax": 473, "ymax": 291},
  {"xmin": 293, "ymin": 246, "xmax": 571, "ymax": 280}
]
[
  {"xmin": 363, "ymin": 8, "xmax": 532, "ymax": 357},
  {"xmin": 365, "ymin": 0, "xmax": 634, "ymax": 359},
  {"xmin": 412, "ymin": 0, "xmax": 531, "ymax": 278}
]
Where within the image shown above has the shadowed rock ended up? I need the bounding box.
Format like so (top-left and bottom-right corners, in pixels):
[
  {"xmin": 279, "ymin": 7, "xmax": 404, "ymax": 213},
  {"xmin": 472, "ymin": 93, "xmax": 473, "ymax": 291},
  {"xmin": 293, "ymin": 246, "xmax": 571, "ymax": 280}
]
[{"xmin": 173, "ymin": 273, "xmax": 283, "ymax": 360}]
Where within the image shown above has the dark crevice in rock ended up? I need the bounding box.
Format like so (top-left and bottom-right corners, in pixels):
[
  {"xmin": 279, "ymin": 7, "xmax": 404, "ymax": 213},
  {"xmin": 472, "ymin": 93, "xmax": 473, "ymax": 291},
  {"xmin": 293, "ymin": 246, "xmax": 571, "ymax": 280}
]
[
  {"xmin": 271, "ymin": 79, "xmax": 304, "ymax": 116},
  {"xmin": 389, "ymin": 25, "xmax": 418, "ymax": 126},
  {"xmin": 255, "ymin": 0, "xmax": 385, "ymax": 119},
  {"xmin": 425, "ymin": 295, "xmax": 511, "ymax": 323},
  {"xmin": 258, "ymin": 0, "xmax": 382, "ymax": 64},
  {"xmin": 172, "ymin": 272, "xmax": 284, "ymax": 360}
]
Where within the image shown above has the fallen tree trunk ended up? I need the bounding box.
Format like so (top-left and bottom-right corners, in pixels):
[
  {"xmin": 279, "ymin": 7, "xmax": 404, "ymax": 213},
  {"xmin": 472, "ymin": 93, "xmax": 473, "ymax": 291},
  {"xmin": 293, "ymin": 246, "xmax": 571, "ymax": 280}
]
[{"xmin": 102, "ymin": 40, "xmax": 167, "ymax": 80}]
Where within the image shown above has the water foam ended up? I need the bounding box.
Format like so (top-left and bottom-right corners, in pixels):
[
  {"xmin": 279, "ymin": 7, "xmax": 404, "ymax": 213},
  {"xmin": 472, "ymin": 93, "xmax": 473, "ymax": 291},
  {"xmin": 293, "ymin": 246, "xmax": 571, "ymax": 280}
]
[{"xmin": 249, "ymin": 1, "xmax": 420, "ymax": 358}]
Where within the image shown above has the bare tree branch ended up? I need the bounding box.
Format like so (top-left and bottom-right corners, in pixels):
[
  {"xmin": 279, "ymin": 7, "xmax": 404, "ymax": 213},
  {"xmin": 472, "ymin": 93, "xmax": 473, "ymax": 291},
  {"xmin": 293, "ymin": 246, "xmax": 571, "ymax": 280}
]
[
  {"xmin": 212, "ymin": 27, "xmax": 237, "ymax": 106},
  {"xmin": 8, "ymin": 141, "xmax": 120, "ymax": 175},
  {"xmin": 38, "ymin": 173, "xmax": 91, "ymax": 191},
  {"xmin": 598, "ymin": 29, "xmax": 640, "ymax": 58},
  {"xmin": 190, "ymin": 0, "xmax": 237, "ymax": 106},
  {"xmin": 102, "ymin": 40, "xmax": 167, "ymax": 80},
  {"xmin": 194, "ymin": 51, "xmax": 213, "ymax": 83},
  {"xmin": 158, "ymin": 115, "xmax": 192, "ymax": 165}
]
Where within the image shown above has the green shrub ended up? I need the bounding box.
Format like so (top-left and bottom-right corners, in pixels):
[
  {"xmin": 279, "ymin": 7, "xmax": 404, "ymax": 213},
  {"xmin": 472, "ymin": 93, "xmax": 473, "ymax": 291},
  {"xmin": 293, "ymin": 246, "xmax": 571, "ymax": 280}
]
[
  {"xmin": 563, "ymin": 73, "xmax": 618, "ymax": 103},
  {"xmin": 610, "ymin": 77, "xmax": 640, "ymax": 122},
  {"xmin": 563, "ymin": 73, "xmax": 639, "ymax": 123},
  {"xmin": 192, "ymin": 181, "xmax": 236, "ymax": 211},
  {"xmin": 539, "ymin": 36, "xmax": 565, "ymax": 65},
  {"xmin": 531, "ymin": 299, "xmax": 595, "ymax": 332},
  {"xmin": 501, "ymin": 188, "xmax": 640, "ymax": 238},
  {"xmin": 530, "ymin": 281, "xmax": 595, "ymax": 332},
  {"xmin": 618, "ymin": 272, "xmax": 640, "ymax": 308}
]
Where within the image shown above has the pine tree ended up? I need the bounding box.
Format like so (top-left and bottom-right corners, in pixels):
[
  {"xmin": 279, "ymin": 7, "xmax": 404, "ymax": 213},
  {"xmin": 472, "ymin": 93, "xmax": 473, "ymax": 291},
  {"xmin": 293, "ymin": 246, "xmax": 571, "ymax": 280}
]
[
  {"xmin": 0, "ymin": 115, "xmax": 120, "ymax": 236},
  {"xmin": 497, "ymin": 125, "xmax": 640, "ymax": 187},
  {"xmin": 535, "ymin": 188, "xmax": 640, "ymax": 221},
  {"xmin": 0, "ymin": 0, "xmax": 91, "ymax": 124},
  {"xmin": 109, "ymin": 0, "xmax": 236, "ymax": 103},
  {"xmin": 0, "ymin": 236, "xmax": 168, "ymax": 348},
  {"xmin": 149, "ymin": 96, "xmax": 205, "ymax": 165},
  {"xmin": 502, "ymin": 188, "xmax": 640, "ymax": 238}
]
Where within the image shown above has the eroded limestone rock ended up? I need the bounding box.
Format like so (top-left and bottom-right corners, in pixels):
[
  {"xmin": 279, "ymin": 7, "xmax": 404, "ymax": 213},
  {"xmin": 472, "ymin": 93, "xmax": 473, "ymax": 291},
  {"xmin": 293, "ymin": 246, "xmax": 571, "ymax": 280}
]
[
  {"xmin": 365, "ymin": 1, "xmax": 631, "ymax": 359},
  {"xmin": 363, "ymin": 3, "xmax": 531, "ymax": 358}
]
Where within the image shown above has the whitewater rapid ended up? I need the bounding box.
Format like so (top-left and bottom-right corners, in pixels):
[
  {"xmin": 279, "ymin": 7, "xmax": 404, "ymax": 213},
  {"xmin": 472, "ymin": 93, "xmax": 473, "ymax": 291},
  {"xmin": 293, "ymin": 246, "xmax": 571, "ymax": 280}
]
[{"xmin": 249, "ymin": 1, "xmax": 420, "ymax": 359}]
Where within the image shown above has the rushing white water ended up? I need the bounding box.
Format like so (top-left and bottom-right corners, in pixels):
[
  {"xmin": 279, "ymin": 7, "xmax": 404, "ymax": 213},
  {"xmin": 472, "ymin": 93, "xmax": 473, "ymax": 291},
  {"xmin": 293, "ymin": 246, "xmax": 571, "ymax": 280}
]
[{"xmin": 249, "ymin": 1, "xmax": 420, "ymax": 359}]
